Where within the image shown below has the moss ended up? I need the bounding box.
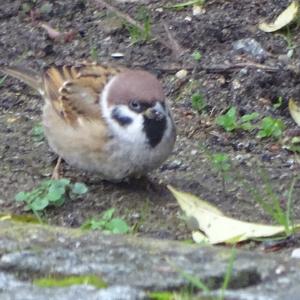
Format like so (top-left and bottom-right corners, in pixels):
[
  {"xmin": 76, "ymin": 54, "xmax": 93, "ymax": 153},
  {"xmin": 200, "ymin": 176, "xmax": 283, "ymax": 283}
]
[
  {"xmin": 33, "ymin": 275, "xmax": 107, "ymax": 288},
  {"xmin": 0, "ymin": 214, "xmax": 40, "ymax": 224},
  {"xmin": 148, "ymin": 291, "xmax": 174, "ymax": 300}
]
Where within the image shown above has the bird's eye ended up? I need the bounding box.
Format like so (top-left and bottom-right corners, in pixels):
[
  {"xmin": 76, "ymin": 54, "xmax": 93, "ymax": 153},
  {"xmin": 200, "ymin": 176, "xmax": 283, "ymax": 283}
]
[{"xmin": 129, "ymin": 100, "xmax": 142, "ymax": 112}]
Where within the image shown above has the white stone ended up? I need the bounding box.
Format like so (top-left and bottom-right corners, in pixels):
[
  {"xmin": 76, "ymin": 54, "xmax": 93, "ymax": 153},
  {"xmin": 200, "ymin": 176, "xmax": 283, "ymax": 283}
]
[
  {"xmin": 291, "ymin": 248, "xmax": 300, "ymax": 259},
  {"xmin": 175, "ymin": 69, "xmax": 188, "ymax": 79}
]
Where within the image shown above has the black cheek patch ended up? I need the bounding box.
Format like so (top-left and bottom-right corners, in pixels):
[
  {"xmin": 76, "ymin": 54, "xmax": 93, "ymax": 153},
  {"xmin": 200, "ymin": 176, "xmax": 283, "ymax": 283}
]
[
  {"xmin": 111, "ymin": 107, "xmax": 133, "ymax": 126},
  {"xmin": 143, "ymin": 116, "xmax": 166, "ymax": 148}
]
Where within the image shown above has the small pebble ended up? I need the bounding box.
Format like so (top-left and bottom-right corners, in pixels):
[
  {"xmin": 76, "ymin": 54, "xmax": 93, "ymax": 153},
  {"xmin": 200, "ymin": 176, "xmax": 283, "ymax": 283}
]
[
  {"xmin": 233, "ymin": 38, "xmax": 268, "ymax": 61},
  {"xmin": 184, "ymin": 16, "xmax": 192, "ymax": 22},
  {"xmin": 193, "ymin": 5, "xmax": 205, "ymax": 16},
  {"xmin": 163, "ymin": 159, "xmax": 183, "ymax": 171},
  {"xmin": 111, "ymin": 52, "xmax": 124, "ymax": 58},
  {"xmin": 291, "ymin": 248, "xmax": 300, "ymax": 259},
  {"xmin": 275, "ymin": 265, "xmax": 285, "ymax": 275},
  {"xmin": 191, "ymin": 149, "xmax": 198, "ymax": 155},
  {"xmin": 232, "ymin": 79, "xmax": 241, "ymax": 90},
  {"xmin": 175, "ymin": 69, "xmax": 188, "ymax": 79}
]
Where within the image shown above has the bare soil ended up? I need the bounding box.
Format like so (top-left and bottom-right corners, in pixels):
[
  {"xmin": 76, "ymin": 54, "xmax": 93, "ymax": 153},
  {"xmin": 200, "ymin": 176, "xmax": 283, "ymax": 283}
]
[{"xmin": 1, "ymin": 0, "xmax": 300, "ymax": 247}]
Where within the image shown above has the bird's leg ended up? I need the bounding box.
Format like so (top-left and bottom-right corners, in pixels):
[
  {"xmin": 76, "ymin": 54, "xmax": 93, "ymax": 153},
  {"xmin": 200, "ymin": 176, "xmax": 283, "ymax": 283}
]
[{"xmin": 51, "ymin": 156, "xmax": 62, "ymax": 180}]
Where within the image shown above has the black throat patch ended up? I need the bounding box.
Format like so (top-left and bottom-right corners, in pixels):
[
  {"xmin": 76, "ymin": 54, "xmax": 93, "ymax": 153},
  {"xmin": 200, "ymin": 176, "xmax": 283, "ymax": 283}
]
[
  {"xmin": 111, "ymin": 107, "xmax": 133, "ymax": 126},
  {"xmin": 143, "ymin": 116, "xmax": 166, "ymax": 148}
]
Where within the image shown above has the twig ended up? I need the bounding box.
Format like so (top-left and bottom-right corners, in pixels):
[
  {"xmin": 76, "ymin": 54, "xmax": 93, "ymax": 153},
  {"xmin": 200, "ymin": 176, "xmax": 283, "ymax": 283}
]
[
  {"xmin": 148, "ymin": 61, "xmax": 281, "ymax": 74},
  {"xmin": 162, "ymin": 22, "xmax": 187, "ymax": 59},
  {"xmin": 203, "ymin": 62, "xmax": 280, "ymax": 73},
  {"xmin": 92, "ymin": 0, "xmax": 186, "ymax": 59}
]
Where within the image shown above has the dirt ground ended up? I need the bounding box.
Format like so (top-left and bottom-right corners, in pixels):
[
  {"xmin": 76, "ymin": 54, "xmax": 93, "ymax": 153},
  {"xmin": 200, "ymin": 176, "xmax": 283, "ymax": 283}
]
[{"xmin": 1, "ymin": 0, "xmax": 300, "ymax": 246}]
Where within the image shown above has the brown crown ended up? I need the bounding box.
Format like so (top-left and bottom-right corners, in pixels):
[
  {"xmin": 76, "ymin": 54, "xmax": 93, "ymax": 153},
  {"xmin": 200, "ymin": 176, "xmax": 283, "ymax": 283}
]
[{"xmin": 106, "ymin": 70, "xmax": 165, "ymax": 106}]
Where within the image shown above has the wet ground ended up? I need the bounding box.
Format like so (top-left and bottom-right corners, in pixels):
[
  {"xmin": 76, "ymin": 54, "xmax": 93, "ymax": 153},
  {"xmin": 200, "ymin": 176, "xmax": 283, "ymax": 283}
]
[{"xmin": 1, "ymin": 0, "xmax": 300, "ymax": 244}]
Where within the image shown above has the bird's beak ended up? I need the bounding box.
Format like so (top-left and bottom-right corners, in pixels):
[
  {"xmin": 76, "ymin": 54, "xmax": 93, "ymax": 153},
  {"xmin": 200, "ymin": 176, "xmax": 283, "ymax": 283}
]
[{"xmin": 144, "ymin": 103, "xmax": 165, "ymax": 121}]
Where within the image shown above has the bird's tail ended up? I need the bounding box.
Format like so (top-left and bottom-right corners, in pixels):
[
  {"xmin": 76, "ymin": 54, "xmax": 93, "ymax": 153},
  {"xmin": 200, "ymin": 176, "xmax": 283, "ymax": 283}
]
[{"xmin": 1, "ymin": 66, "xmax": 42, "ymax": 91}]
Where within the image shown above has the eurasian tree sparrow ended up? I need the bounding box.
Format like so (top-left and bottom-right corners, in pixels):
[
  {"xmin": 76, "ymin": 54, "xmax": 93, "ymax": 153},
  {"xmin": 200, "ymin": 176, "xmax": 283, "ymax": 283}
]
[{"xmin": 2, "ymin": 62, "xmax": 176, "ymax": 181}]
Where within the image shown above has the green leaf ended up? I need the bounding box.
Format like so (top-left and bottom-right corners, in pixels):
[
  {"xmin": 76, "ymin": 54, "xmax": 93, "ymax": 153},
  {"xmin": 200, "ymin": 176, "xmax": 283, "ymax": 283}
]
[
  {"xmin": 102, "ymin": 208, "xmax": 115, "ymax": 221},
  {"xmin": 106, "ymin": 218, "xmax": 130, "ymax": 234},
  {"xmin": 30, "ymin": 198, "xmax": 49, "ymax": 211},
  {"xmin": 240, "ymin": 112, "xmax": 259, "ymax": 123},
  {"xmin": 48, "ymin": 179, "xmax": 70, "ymax": 198},
  {"xmin": 257, "ymin": 117, "xmax": 285, "ymax": 139},
  {"xmin": 90, "ymin": 219, "xmax": 106, "ymax": 230},
  {"xmin": 240, "ymin": 122, "xmax": 255, "ymax": 131},
  {"xmin": 191, "ymin": 93, "xmax": 206, "ymax": 112},
  {"xmin": 192, "ymin": 50, "xmax": 202, "ymax": 61},
  {"xmin": 71, "ymin": 182, "xmax": 88, "ymax": 195},
  {"xmin": 273, "ymin": 96, "xmax": 283, "ymax": 109},
  {"xmin": 47, "ymin": 189, "xmax": 64, "ymax": 202},
  {"xmin": 32, "ymin": 124, "xmax": 44, "ymax": 142},
  {"xmin": 216, "ymin": 107, "xmax": 238, "ymax": 132},
  {"xmin": 15, "ymin": 191, "xmax": 28, "ymax": 202}
]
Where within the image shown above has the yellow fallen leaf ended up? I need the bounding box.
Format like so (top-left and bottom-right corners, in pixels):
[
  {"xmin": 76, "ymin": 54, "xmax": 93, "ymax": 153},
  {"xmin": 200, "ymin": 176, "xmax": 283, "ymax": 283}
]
[
  {"xmin": 259, "ymin": 1, "xmax": 299, "ymax": 32},
  {"xmin": 192, "ymin": 231, "xmax": 209, "ymax": 244},
  {"xmin": 168, "ymin": 185, "xmax": 300, "ymax": 244},
  {"xmin": 0, "ymin": 214, "xmax": 12, "ymax": 221},
  {"xmin": 168, "ymin": 185, "xmax": 224, "ymax": 216},
  {"xmin": 289, "ymin": 98, "xmax": 300, "ymax": 126}
]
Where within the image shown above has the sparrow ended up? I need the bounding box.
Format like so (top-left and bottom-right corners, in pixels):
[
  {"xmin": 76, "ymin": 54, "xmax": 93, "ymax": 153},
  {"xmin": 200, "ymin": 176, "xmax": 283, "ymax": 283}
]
[{"xmin": 2, "ymin": 62, "xmax": 176, "ymax": 181}]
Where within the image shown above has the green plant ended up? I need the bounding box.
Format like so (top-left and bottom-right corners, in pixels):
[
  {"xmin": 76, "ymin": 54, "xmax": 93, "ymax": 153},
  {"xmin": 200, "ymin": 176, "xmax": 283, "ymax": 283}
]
[
  {"xmin": 191, "ymin": 92, "xmax": 206, "ymax": 112},
  {"xmin": 166, "ymin": 0, "xmax": 205, "ymax": 10},
  {"xmin": 211, "ymin": 153, "xmax": 231, "ymax": 175},
  {"xmin": 81, "ymin": 208, "xmax": 130, "ymax": 234},
  {"xmin": 273, "ymin": 96, "xmax": 283, "ymax": 109},
  {"xmin": 165, "ymin": 247, "xmax": 236, "ymax": 300},
  {"xmin": 257, "ymin": 116, "xmax": 285, "ymax": 139},
  {"xmin": 240, "ymin": 171, "xmax": 298, "ymax": 236},
  {"xmin": 15, "ymin": 179, "xmax": 88, "ymax": 218},
  {"xmin": 216, "ymin": 107, "xmax": 259, "ymax": 132},
  {"xmin": 34, "ymin": 275, "xmax": 106, "ymax": 288},
  {"xmin": 0, "ymin": 75, "xmax": 7, "ymax": 86},
  {"xmin": 126, "ymin": 7, "xmax": 151, "ymax": 44},
  {"xmin": 280, "ymin": 26, "xmax": 296, "ymax": 58},
  {"xmin": 192, "ymin": 50, "xmax": 202, "ymax": 61},
  {"xmin": 90, "ymin": 46, "xmax": 98, "ymax": 62},
  {"xmin": 32, "ymin": 123, "xmax": 44, "ymax": 142},
  {"xmin": 219, "ymin": 248, "xmax": 236, "ymax": 299},
  {"xmin": 210, "ymin": 153, "xmax": 232, "ymax": 194}
]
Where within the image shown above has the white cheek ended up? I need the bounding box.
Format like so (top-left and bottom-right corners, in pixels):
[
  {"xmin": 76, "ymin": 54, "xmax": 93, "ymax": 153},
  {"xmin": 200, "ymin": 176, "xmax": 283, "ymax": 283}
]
[
  {"xmin": 100, "ymin": 83, "xmax": 146, "ymax": 144},
  {"xmin": 110, "ymin": 105, "xmax": 146, "ymax": 143}
]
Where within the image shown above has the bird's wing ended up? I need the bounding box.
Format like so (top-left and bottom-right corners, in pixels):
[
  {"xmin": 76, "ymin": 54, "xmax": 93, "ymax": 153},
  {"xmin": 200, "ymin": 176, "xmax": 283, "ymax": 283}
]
[{"xmin": 42, "ymin": 63, "xmax": 123, "ymax": 125}]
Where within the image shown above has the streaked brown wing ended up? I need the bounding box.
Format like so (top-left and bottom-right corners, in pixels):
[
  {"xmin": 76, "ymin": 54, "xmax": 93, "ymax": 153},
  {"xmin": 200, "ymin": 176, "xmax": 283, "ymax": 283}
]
[{"xmin": 42, "ymin": 63, "xmax": 122, "ymax": 125}]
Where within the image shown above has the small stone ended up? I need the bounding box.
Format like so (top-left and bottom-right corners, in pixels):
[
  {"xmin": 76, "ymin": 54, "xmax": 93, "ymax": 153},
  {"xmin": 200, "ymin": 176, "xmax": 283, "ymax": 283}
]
[
  {"xmin": 155, "ymin": 8, "xmax": 163, "ymax": 13},
  {"xmin": 193, "ymin": 5, "xmax": 205, "ymax": 16},
  {"xmin": 162, "ymin": 159, "xmax": 183, "ymax": 171},
  {"xmin": 233, "ymin": 38, "xmax": 268, "ymax": 61},
  {"xmin": 275, "ymin": 265, "xmax": 286, "ymax": 275},
  {"xmin": 291, "ymin": 248, "xmax": 300, "ymax": 259},
  {"xmin": 217, "ymin": 75, "xmax": 226, "ymax": 85},
  {"xmin": 184, "ymin": 16, "xmax": 192, "ymax": 22},
  {"xmin": 131, "ymin": 212, "xmax": 140, "ymax": 219},
  {"xmin": 111, "ymin": 52, "xmax": 124, "ymax": 58},
  {"xmin": 232, "ymin": 79, "xmax": 241, "ymax": 90},
  {"xmin": 286, "ymin": 159, "xmax": 295, "ymax": 166},
  {"xmin": 191, "ymin": 149, "xmax": 197, "ymax": 155},
  {"xmin": 175, "ymin": 69, "xmax": 188, "ymax": 79},
  {"xmin": 239, "ymin": 67, "xmax": 249, "ymax": 75}
]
